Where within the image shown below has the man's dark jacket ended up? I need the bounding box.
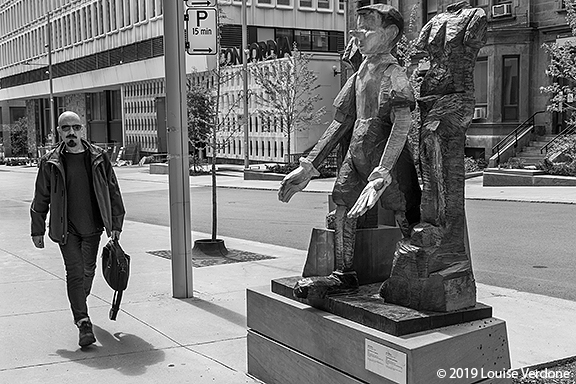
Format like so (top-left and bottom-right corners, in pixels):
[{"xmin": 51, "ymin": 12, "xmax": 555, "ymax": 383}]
[{"xmin": 30, "ymin": 140, "xmax": 125, "ymax": 244}]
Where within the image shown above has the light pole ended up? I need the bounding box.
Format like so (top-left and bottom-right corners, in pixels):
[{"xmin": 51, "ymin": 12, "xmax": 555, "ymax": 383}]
[
  {"xmin": 23, "ymin": 13, "xmax": 55, "ymax": 149},
  {"xmin": 242, "ymin": 0, "xmax": 249, "ymax": 170},
  {"xmin": 47, "ymin": 12, "xmax": 55, "ymax": 147}
]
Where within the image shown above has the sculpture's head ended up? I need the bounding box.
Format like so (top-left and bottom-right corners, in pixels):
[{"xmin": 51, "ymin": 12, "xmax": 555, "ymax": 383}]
[{"xmin": 352, "ymin": 4, "xmax": 404, "ymax": 56}]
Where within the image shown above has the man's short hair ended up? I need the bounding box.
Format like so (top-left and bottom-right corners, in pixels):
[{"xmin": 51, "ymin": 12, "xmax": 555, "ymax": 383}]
[{"xmin": 357, "ymin": 4, "xmax": 404, "ymax": 45}]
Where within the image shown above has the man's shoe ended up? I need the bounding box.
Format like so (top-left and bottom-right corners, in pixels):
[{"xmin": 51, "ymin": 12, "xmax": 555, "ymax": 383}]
[{"xmin": 78, "ymin": 320, "xmax": 96, "ymax": 347}]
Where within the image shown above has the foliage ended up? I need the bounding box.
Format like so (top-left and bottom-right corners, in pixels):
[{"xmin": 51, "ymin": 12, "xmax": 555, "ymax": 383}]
[
  {"xmin": 186, "ymin": 78, "xmax": 213, "ymax": 149},
  {"xmin": 540, "ymin": 0, "xmax": 576, "ymax": 131},
  {"xmin": 499, "ymin": 157, "xmax": 526, "ymax": 169},
  {"xmin": 266, "ymin": 161, "xmax": 336, "ymax": 178},
  {"xmin": 9, "ymin": 117, "xmax": 29, "ymax": 157},
  {"xmin": 395, "ymin": 4, "xmax": 427, "ymax": 167},
  {"xmin": 539, "ymin": 157, "xmax": 576, "ymax": 176},
  {"xmin": 464, "ymin": 156, "xmax": 487, "ymax": 173},
  {"xmin": 250, "ymin": 45, "xmax": 327, "ymax": 161}
]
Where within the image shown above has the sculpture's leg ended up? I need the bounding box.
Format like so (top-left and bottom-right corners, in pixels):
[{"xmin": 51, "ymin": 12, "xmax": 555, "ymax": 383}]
[
  {"xmin": 294, "ymin": 205, "xmax": 360, "ymax": 300},
  {"xmin": 393, "ymin": 211, "xmax": 412, "ymax": 238},
  {"xmin": 334, "ymin": 205, "xmax": 357, "ymax": 271}
]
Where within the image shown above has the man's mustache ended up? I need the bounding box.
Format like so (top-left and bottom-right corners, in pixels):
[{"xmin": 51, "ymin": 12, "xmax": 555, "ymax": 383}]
[{"xmin": 66, "ymin": 134, "xmax": 77, "ymax": 139}]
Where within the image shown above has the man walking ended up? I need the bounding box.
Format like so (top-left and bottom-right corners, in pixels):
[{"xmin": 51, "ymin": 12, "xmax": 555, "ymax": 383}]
[{"xmin": 31, "ymin": 111, "xmax": 125, "ymax": 347}]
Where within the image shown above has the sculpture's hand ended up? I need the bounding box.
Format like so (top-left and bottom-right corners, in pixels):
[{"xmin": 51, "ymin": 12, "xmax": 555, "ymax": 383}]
[
  {"xmin": 347, "ymin": 167, "xmax": 392, "ymax": 218},
  {"xmin": 278, "ymin": 158, "xmax": 320, "ymax": 203},
  {"xmin": 32, "ymin": 235, "xmax": 45, "ymax": 249},
  {"xmin": 278, "ymin": 166, "xmax": 312, "ymax": 203}
]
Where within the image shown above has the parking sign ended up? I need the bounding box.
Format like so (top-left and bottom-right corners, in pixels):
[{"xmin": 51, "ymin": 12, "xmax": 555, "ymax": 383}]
[{"xmin": 185, "ymin": 7, "xmax": 217, "ymax": 55}]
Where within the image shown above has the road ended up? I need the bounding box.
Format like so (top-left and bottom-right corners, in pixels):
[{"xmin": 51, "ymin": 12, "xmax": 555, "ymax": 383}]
[
  {"xmin": 124, "ymin": 186, "xmax": 576, "ymax": 303},
  {"xmin": 3, "ymin": 165, "xmax": 576, "ymax": 302}
]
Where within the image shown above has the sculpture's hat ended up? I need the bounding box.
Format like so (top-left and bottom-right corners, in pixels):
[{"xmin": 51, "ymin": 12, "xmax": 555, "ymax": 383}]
[{"xmin": 356, "ymin": 3, "xmax": 404, "ymax": 35}]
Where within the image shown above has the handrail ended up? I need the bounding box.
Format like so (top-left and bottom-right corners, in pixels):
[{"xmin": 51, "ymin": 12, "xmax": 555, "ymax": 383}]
[
  {"xmin": 540, "ymin": 124, "xmax": 576, "ymax": 154},
  {"xmin": 491, "ymin": 111, "xmax": 546, "ymax": 165}
]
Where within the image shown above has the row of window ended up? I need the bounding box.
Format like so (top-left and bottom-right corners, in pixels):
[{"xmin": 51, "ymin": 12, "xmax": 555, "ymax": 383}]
[
  {"xmin": 217, "ymin": 0, "xmax": 345, "ymax": 12},
  {"xmin": 0, "ymin": 0, "xmax": 163, "ymax": 69},
  {"xmin": 211, "ymin": 138, "xmax": 286, "ymax": 159}
]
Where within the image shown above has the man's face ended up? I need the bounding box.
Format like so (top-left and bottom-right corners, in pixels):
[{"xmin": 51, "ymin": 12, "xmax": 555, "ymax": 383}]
[
  {"xmin": 57, "ymin": 114, "xmax": 83, "ymax": 149},
  {"xmin": 352, "ymin": 12, "xmax": 397, "ymax": 55}
]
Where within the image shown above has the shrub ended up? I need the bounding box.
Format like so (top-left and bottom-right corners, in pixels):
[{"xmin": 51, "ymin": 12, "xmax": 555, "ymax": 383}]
[
  {"xmin": 464, "ymin": 156, "xmax": 487, "ymax": 173},
  {"xmin": 266, "ymin": 162, "xmax": 336, "ymax": 178},
  {"xmin": 538, "ymin": 158, "xmax": 576, "ymax": 176}
]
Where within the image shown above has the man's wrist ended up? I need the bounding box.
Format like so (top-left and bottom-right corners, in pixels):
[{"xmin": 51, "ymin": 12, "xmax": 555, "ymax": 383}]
[{"xmin": 299, "ymin": 157, "xmax": 320, "ymax": 177}]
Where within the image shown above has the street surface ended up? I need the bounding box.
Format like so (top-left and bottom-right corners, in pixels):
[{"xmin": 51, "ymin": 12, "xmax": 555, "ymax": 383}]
[{"xmin": 3, "ymin": 165, "xmax": 576, "ymax": 302}]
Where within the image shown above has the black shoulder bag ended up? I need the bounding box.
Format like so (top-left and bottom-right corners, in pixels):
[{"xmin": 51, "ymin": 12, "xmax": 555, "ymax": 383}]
[{"xmin": 101, "ymin": 239, "xmax": 130, "ymax": 320}]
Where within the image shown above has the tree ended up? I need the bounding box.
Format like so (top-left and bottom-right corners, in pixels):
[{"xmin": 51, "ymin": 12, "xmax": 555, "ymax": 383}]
[
  {"xmin": 541, "ymin": 0, "xmax": 576, "ymax": 150},
  {"xmin": 250, "ymin": 46, "xmax": 326, "ymax": 162},
  {"xmin": 186, "ymin": 77, "xmax": 213, "ymax": 172},
  {"xmin": 9, "ymin": 117, "xmax": 29, "ymax": 157}
]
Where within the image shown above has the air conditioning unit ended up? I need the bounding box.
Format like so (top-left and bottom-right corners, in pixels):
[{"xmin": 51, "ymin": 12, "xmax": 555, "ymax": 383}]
[
  {"xmin": 492, "ymin": 3, "xmax": 513, "ymax": 17},
  {"xmin": 473, "ymin": 107, "xmax": 486, "ymax": 120}
]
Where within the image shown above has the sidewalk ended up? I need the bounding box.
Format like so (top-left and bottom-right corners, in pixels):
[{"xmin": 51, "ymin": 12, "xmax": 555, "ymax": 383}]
[{"xmin": 1, "ymin": 165, "xmax": 576, "ymax": 383}]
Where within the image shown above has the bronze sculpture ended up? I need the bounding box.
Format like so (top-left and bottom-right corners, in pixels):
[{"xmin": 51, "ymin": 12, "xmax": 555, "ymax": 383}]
[
  {"xmin": 278, "ymin": 4, "xmax": 421, "ymax": 299},
  {"xmin": 279, "ymin": 1, "xmax": 487, "ymax": 312},
  {"xmin": 380, "ymin": 1, "xmax": 487, "ymax": 311}
]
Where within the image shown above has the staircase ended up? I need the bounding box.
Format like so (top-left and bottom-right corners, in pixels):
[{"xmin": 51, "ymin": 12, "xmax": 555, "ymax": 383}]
[{"xmin": 516, "ymin": 134, "xmax": 557, "ymax": 165}]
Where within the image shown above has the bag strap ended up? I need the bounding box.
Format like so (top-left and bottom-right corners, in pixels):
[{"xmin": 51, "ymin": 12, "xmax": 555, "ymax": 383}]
[{"xmin": 109, "ymin": 290, "xmax": 123, "ymax": 321}]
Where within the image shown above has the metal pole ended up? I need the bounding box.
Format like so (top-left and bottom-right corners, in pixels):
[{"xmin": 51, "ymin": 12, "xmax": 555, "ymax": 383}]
[
  {"xmin": 242, "ymin": 0, "xmax": 249, "ymax": 169},
  {"xmin": 47, "ymin": 13, "xmax": 56, "ymax": 146},
  {"xmin": 164, "ymin": 0, "xmax": 193, "ymax": 298}
]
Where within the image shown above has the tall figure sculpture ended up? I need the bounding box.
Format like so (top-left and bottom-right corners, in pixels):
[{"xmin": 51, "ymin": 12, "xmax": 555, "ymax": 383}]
[
  {"xmin": 278, "ymin": 4, "xmax": 421, "ymax": 299},
  {"xmin": 380, "ymin": 1, "xmax": 487, "ymax": 311}
]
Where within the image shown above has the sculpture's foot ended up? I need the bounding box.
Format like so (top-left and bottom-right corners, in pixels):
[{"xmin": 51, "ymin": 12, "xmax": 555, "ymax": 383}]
[{"xmin": 293, "ymin": 271, "xmax": 359, "ymax": 300}]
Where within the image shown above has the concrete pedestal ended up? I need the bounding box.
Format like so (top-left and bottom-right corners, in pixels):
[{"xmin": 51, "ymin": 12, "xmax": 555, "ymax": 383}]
[{"xmin": 247, "ymin": 286, "xmax": 511, "ymax": 384}]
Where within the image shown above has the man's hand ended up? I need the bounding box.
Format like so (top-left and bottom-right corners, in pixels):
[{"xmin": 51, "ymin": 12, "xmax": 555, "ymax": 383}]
[
  {"xmin": 110, "ymin": 230, "xmax": 121, "ymax": 241},
  {"xmin": 32, "ymin": 235, "xmax": 45, "ymax": 249},
  {"xmin": 278, "ymin": 166, "xmax": 313, "ymax": 203},
  {"xmin": 348, "ymin": 167, "xmax": 392, "ymax": 218}
]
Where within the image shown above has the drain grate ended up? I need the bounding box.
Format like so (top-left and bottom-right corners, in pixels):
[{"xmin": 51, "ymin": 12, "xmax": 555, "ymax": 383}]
[{"xmin": 146, "ymin": 249, "xmax": 275, "ymax": 267}]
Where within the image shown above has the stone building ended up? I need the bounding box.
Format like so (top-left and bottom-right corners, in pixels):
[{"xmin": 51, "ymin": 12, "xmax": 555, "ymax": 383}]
[
  {"xmin": 0, "ymin": 0, "xmax": 344, "ymax": 161},
  {"xmin": 348, "ymin": 0, "xmax": 573, "ymax": 162}
]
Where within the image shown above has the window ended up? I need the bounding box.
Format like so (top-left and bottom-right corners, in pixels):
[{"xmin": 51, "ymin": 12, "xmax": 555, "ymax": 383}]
[
  {"xmin": 276, "ymin": 28, "xmax": 294, "ymax": 47},
  {"xmin": 299, "ymin": 0, "xmax": 312, "ymax": 8},
  {"xmin": 318, "ymin": 0, "xmax": 330, "ymax": 9},
  {"xmin": 258, "ymin": 0, "xmax": 272, "ymax": 4},
  {"xmin": 312, "ymin": 31, "xmax": 328, "ymax": 51},
  {"xmin": 474, "ymin": 58, "xmax": 488, "ymax": 107},
  {"xmin": 295, "ymin": 30, "xmax": 311, "ymax": 50},
  {"xmin": 338, "ymin": 0, "xmax": 345, "ymax": 11},
  {"xmin": 277, "ymin": 0, "xmax": 291, "ymax": 6},
  {"xmin": 502, "ymin": 56, "xmax": 519, "ymax": 121},
  {"xmin": 424, "ymin": 0, "xmax": 437, "ymax": 23},
  {"xmin": 470, "ymin": 0, "xmax": 488, "ymax": 6}
]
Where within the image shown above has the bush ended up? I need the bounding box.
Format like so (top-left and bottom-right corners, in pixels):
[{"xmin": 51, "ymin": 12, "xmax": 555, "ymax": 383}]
[
  {"xmin": 464, "ymin": 156, "xmax": 487, "ymax": 173},
  {"xmin": 538, "ymin": 158, "xmax": 576, "ymax": 176},
  {"xmin": 498, "ymin": 157, "xmax": 526, "ymax": 169},
  {"xmin": 266, "ymin": 162, "xmax": 336, "ymax": 178}
]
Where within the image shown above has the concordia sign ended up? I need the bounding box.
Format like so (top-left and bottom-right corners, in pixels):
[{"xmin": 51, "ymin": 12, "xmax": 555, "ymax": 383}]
[{"xmin": 221, "ymin": 37, "xmax": 292, "ymax": 66}]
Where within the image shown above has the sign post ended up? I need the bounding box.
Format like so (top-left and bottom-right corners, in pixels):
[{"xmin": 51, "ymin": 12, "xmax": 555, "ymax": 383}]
[{"xmin": 164, "ymin": 0, "xmax": 193, "ymax": 298}]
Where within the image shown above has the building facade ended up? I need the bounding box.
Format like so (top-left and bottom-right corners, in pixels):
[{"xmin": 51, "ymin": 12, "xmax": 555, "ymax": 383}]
[
  {"xmin": 1, "ymin": 0, "xmax": 572, "ymax": 162},
  {"xmin": 0, "ymin": 0, "xmax": 344, "ymax": 162}
]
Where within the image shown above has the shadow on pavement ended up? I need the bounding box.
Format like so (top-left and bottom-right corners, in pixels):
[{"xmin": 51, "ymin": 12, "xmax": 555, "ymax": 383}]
[
  {"xmin": 55, "ymin": 325, "xmax": 165, "ymax": 376},
  {"xmin": 179, "ymin": 297, "xmax": 247, "ymax": 328}
]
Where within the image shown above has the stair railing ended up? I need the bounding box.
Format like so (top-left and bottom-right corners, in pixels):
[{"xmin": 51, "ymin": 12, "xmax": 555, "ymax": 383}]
[
  {"xmin": 540, "ymin": 124, "xmax": 576, "ymax": 155},
  {"xmin": 491, "ymin": 111, "xmax": 546, "ymax": 166}
]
